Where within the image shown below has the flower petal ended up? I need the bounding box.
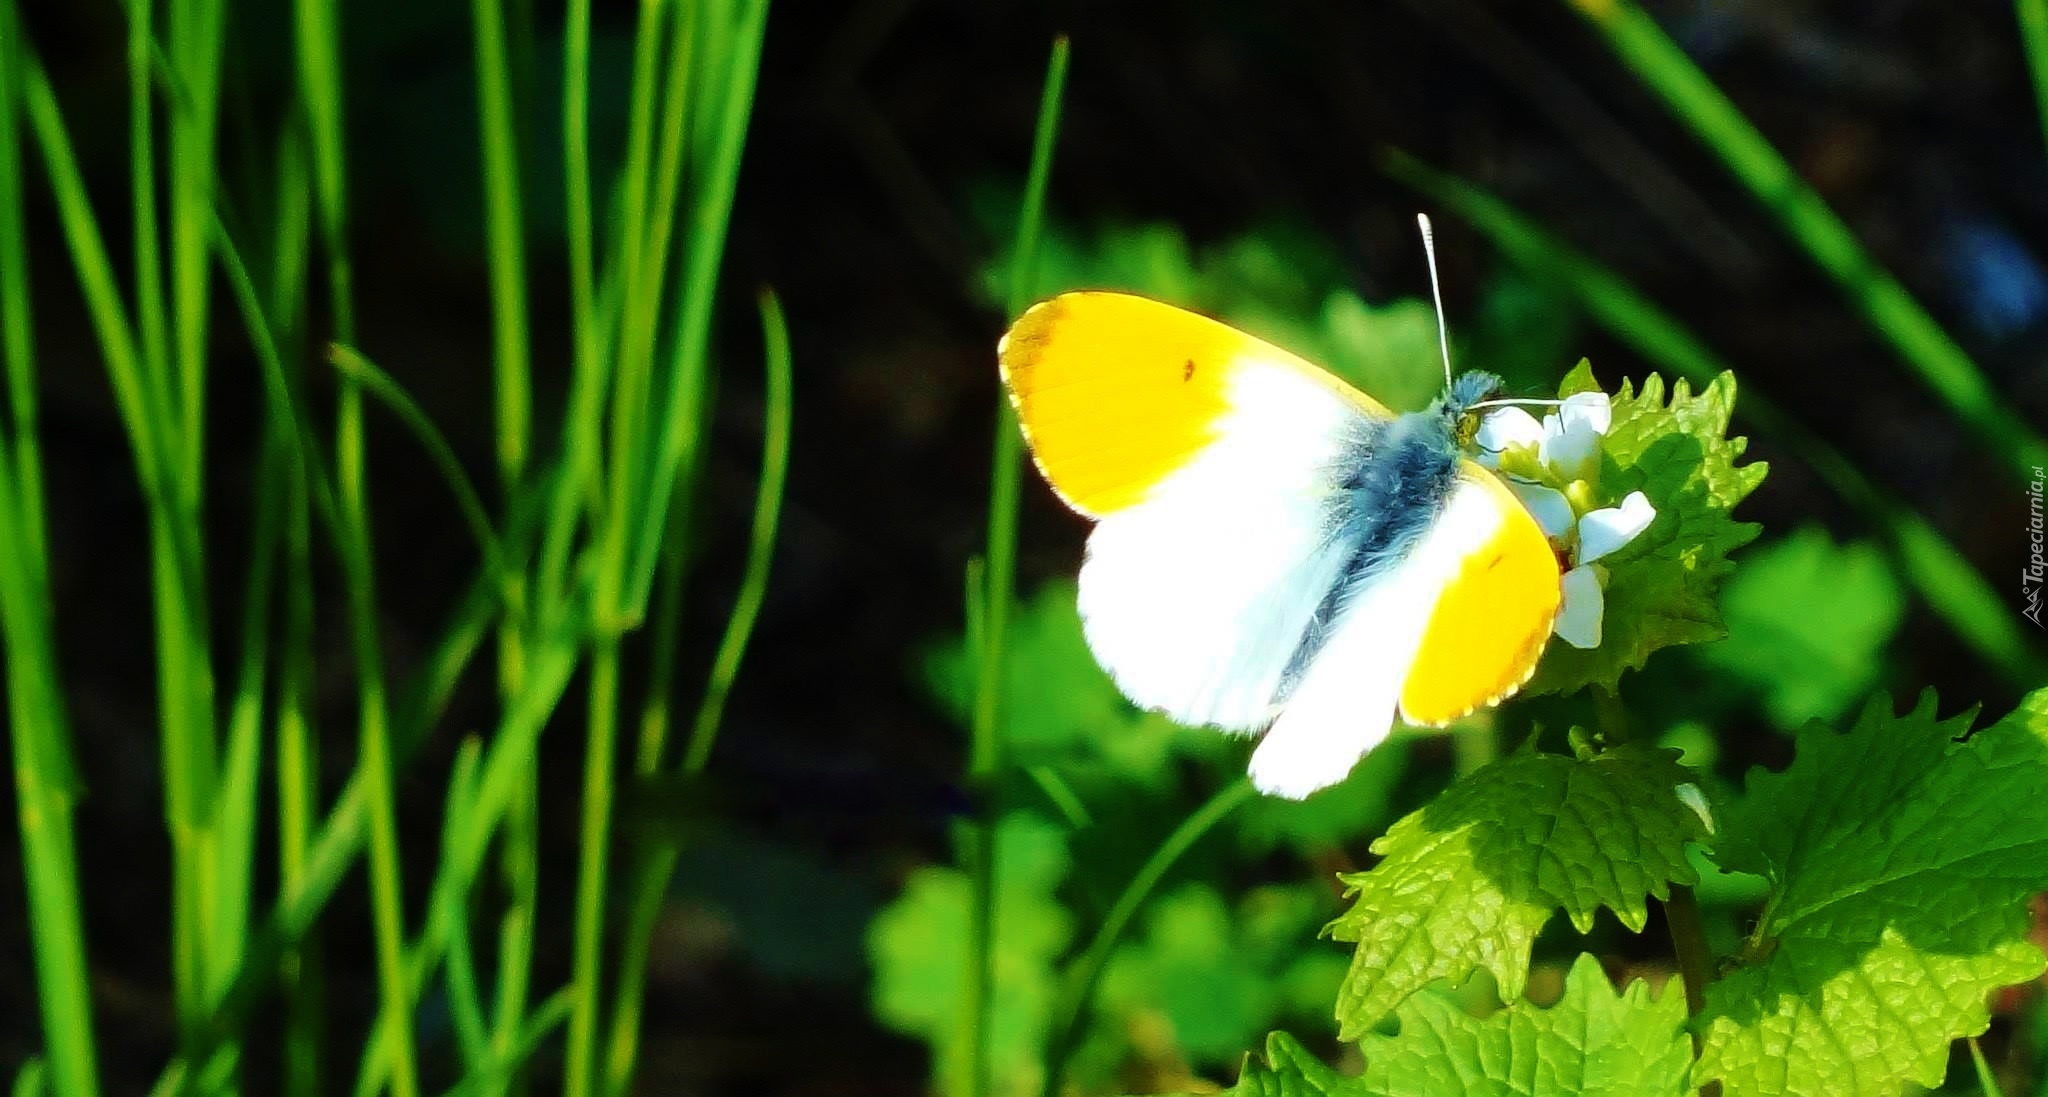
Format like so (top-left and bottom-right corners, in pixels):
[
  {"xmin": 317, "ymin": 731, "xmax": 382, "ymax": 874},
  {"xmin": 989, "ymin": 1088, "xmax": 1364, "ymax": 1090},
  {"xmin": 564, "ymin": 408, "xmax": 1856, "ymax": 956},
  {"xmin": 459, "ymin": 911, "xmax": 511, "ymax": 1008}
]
[
  {"xmin": 1539, "ymin": 421, "xmax": 1601, "ymax": 483},
  {"xmin": 1474, "ymin": 406, "xmax": 1544, "ymax": 468},
  {"xmin": 1577, "ymin": 490, "xmax": 1656, "ymax": 564},
  {"xmin": 1507, "ymin": 480, "xmax": 1575, "ymax": 540},
  {"xmin": 1553, "ymin": 565, "xmax": 1604, "ymax": 649},
  {"xmin": 1558, "ymin": 390, "xmax": 1613, "ymax": 436}
]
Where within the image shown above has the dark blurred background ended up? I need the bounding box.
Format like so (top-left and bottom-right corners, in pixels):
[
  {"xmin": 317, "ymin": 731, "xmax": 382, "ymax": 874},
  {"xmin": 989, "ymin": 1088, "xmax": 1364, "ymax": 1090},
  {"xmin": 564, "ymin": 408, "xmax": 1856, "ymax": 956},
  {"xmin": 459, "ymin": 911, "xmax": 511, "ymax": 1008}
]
[{"xmin": 5, "ymin": 0, "xmax": 2048, "ymax": 1092}]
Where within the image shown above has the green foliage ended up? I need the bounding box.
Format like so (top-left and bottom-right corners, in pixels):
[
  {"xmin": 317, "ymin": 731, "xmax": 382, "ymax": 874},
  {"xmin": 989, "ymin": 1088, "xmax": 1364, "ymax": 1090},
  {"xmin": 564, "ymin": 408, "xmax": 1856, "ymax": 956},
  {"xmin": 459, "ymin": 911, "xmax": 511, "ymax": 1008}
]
[
  {"xmin": 1526, "ymin": 369, "xmax": 1767, "ymax": 697},
  {"xmin": 1696, "ymin": 690, "xmax": 2048, "ymax": 1096},
  {"xmin": 1355, "ymin": 954, "xmax": 1692, "ymax": 1097},
  {"xmin": 1216, "ymin": 1032, "xmax": 1353, "ymax": 1097},
  {"xmin": 869, "ymin": 813, "xmax": 1075, "ymax": 1097},
  {"xmin": 1697, "ymin": 526, "xmax": 1905, "ymax": 728},
  {"xmin": 1215, "ymin": 957, "xmax": 1690, "ymax": 1097},
  {"xmin": 1097, "ymin": 884, "xmax": 1345, "ymax": 1067},
  {"xmin": 1327, "ymin": 743, "xmax": 1707, "ymax": 1040}
]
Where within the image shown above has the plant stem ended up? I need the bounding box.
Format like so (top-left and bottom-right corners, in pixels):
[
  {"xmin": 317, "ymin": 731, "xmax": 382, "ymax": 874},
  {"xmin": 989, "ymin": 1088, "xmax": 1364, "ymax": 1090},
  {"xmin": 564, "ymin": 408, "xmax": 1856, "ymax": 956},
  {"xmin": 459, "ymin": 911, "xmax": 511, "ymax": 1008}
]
[
  {"xmin": 963, "ymin": 37, "xmax": 1068, "ymax": 1097},
  {"xmin": 563, "ymin": 638, "xmax": 622, "ymax": 1097},
  {"xmin": 1663, "ymin": 884, "xmax": 1710, "ymax": 1027},
  {"xmin": 1042, "ymin": 778, "xmax": 1257, "ymax": 1097}
]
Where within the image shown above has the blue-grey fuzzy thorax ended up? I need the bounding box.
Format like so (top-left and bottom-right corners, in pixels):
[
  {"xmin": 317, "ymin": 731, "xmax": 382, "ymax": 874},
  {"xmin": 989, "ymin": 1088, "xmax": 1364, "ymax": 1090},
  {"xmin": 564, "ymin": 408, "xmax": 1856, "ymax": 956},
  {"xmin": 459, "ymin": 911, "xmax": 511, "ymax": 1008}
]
[{"xmin": 1273, "ymin": 372, "xmax": 1498, "ymax": 701}]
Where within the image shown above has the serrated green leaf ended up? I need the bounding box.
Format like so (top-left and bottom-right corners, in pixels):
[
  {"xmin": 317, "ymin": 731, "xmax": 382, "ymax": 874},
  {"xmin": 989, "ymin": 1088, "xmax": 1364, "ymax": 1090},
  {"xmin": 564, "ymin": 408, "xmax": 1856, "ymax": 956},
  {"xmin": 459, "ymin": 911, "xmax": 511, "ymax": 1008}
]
[
  {"xmin": 1527, "ymin": 371, "xmax": 1766, "ymax": 697},
  {"xmin": 1697, "ymin": 690, "xmax": 2048, "ymax": 1096},
  {"xmin": 868, "ymin": 813, "xmax": 1073, "ymax": 1097},
  {"xmin": 1209, "ymin": 958, "xmax": 1689, "ymax": 1097},
  {"xmin": 1697, "ymin": 526, "xmax": 1905, "ymax": 728},
  {"xmin": 1328, "ymin": 743, "xmax": 1707, "ymax": 1039},
  {"xmin": 1217, "ymin": 1032, "xmax": 1354, "ymax": 1097},
  {"xmin": 1356, "ymin": 953, "xmax": 1692, "ymax": 1096},
  {"xmin": 1555, "ymin": 358, "xmax": 1600, "ymax": 397}
]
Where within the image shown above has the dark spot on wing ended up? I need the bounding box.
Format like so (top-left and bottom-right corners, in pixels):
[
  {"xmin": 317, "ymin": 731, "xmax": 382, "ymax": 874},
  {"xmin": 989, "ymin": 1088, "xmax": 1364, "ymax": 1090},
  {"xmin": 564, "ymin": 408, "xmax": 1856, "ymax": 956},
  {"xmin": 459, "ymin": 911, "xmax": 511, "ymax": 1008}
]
[{"xmin": 1182, "ymin": 358, "xmax": 1196, "ymax": 381}]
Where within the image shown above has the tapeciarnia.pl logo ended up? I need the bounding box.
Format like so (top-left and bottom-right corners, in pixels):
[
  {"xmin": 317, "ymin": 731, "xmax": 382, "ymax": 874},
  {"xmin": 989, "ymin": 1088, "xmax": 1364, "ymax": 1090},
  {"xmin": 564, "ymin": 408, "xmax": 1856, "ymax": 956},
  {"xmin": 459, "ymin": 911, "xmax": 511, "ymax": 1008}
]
[{"xmin": 2028, "ymin": 465, "xmax": 2046, "ymax": 628}]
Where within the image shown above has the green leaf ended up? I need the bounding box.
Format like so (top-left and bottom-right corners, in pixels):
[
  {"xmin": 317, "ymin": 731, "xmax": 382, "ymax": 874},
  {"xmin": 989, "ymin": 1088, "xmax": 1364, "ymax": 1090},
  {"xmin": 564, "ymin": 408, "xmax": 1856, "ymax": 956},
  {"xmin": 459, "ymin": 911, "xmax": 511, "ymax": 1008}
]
[
  {"xmin": 1211, "ymin": 958, "xmax": 1689, "ymax": 1097},
  {"xmin": 1218, "ymin": 1032, "xmax": 1354, "ymax": 1097},
  {"xmin": 1696, "ymin": 690, "xmax": 2048, "ymax": 1096},
  {"xmin": 1356, "ymin": 953, "xmax": 1693, "ymax": 1096},
  {"xmin": 1098, "ymin": 884, "xmax": 1342, "ymax": 1067},
  {"xmin": 1527, "ymin": 370, "xmax": 1767, "ymax": 697},
  {"xmin": 868, "ymin": 812, "xmax": 1074, "ymax": 1097},
  {"xmin": 1696, "ymin": 526, "xmax": 1905, "ymax": 728},
  {"xmin": 1328, "ymin": 743, "xmax": 1706, "ymax": 1039}
]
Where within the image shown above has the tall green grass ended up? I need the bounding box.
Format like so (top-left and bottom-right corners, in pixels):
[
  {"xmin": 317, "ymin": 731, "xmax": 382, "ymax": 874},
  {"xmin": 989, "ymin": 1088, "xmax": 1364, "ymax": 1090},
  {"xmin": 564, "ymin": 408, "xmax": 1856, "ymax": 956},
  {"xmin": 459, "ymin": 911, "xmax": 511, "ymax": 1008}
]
[{"xmin": 0, "ymin": 0, "xmax": 782, "ymax": 1093}]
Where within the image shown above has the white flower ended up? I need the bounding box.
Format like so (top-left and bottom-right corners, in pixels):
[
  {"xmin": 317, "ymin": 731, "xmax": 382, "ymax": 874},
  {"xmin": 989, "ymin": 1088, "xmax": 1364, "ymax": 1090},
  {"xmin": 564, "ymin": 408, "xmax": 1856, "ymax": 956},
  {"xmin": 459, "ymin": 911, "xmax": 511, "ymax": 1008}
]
[
  {"xmin": 1537, "ymin": 391, "xmax": 1610, "ymax": 483},
  {"xmin": 1475, "ymin": 406, "xmax": 1543, "ymax": 468},
  {"xmin": 1473, "ymin": 391, "xmax": 1655, "ymax": 651},
  {"xmin": 1507, "ymin": 481, "xmax": 1575, "ymax": 539},
  {"xmin": 1577, "ymin": 490, "xmax": 1655, "ymax": 565},
  {"xmin": 1554, "ymin": 565, "xmax": 1604, "ymax": 649}
]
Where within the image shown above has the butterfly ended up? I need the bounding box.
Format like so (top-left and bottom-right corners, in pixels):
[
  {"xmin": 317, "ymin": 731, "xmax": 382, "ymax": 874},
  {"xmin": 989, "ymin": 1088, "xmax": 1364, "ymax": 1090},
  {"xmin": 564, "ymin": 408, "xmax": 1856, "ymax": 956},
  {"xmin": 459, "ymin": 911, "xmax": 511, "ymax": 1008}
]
[{"xmin": 997, "ymin": 290, "xmax": 1564, "ymax": 798}]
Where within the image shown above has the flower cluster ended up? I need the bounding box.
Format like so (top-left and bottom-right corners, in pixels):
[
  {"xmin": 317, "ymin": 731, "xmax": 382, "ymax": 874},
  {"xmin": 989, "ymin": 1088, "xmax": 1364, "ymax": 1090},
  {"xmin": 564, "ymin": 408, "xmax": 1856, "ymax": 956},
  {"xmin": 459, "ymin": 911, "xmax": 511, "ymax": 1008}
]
[{"xmin": 1474, "ymin": 392, "xmax": 1655, "ymax": 649}]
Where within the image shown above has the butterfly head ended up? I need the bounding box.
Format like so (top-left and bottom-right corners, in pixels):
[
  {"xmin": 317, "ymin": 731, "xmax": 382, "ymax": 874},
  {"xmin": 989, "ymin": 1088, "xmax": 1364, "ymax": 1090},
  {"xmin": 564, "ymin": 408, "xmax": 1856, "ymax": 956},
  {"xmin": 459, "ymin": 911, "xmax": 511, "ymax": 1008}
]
[{"xmin": 1439, "ymin": 370, "xmax": 1504, "ymax": 447}]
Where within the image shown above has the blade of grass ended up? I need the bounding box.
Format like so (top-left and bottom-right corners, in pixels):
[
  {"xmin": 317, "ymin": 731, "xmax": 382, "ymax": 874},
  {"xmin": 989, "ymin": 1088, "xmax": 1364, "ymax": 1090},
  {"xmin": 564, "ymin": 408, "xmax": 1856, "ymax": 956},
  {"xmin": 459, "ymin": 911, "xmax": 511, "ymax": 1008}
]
[
  {"xmin": 211, "ymin": 425, "xmax": 285, "ymax": 1002},
  {"xmin": 1384, "ymin": 149, "xmax": 2047, "ymax": 685},
  {"xmin": 10, "ymin": 1062, "xmax": 43, "ymax": 1097},
  {"xmin": 1566, "ymin": 0, "xmax": 2048, "ymax": 480},
  {"xmin": 266, "ymin": 127, "xmax": 324, "ymax": 1097},
  {"xmin": 0, "ymin": 0, "xmax": 51, "ymax": 713},
  {"xmin": 961, "ymin": 36, "xmax": 1067, "ymax": 1097},
  {"xmin": 439, "ymin": 988, "xmax": 575, "ymax": 1097},
  {"xmin": 2020, "ymin": 0, "xmax": 2048, "ymax": 160},
  {"xmin": 128, "ymin": 0, "xmax": 169, "ymax": 423},
  {"xmin": 166, "ymin": 0, "xmax": 225, "ymax": 496},
  {"xmin": 469, "ymin": 2, "xmax": 543, "ymax": 1070},
  {"xmin": 602, "ymin": 287, "xmax": 792, "ymax": 1097},
  {"xmin": 290, "ymin": 0, "xmax": 417, "ymax": 1088},
  {"xmin": 0, "ymin": 17, "xmax": 98, "ymax": 1090},
  {"xmin": 327, "ymin": 344, "xmax": 508, "ymax": 577},
  {"xmin": 472, "ymin": 0, "xmax": 530, "ymax": 490}
]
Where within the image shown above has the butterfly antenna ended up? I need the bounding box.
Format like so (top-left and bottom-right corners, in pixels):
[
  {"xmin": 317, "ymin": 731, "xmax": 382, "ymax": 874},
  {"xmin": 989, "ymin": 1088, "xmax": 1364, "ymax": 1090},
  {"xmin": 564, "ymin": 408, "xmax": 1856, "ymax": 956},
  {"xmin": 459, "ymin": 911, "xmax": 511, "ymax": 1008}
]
[{"xmin": 1418, "ymin": 213, "xmax": 1453, "ymax": 391}]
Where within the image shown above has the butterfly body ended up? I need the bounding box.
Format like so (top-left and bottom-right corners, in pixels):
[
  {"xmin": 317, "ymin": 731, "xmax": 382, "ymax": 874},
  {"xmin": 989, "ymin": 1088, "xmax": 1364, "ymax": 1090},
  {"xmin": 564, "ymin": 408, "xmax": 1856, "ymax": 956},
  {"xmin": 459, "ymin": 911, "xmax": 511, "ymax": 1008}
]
[{"xmin": 1000, "ymin": 291, "xmax": 1560, "ymax": 797}]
